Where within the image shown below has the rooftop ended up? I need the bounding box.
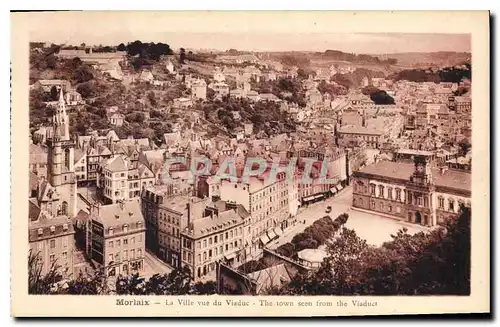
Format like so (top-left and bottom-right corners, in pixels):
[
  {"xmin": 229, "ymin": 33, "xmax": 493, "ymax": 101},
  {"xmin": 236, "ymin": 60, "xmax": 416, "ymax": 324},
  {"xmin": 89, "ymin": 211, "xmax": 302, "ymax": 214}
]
[
  {"xmin": 190, "ymin": 208, "xmax": 245, "ymax": 239},
  {"xmin": 93, "ymin": 199, "xmax": 145, "ymax": 228},
  {"xmin": 356, "ymin": 160, "xmax": 471, "ymax": 193}
]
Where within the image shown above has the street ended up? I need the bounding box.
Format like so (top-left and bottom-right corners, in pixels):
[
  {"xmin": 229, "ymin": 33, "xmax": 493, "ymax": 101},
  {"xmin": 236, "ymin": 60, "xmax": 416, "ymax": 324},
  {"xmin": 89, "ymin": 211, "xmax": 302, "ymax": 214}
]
[
  {"xmin": 143, "ymin": 250, "xmax": 173, "ymax": 279},
  {"xmin": 270, "ymin": 185, "xmax": 429, "ymax": 249}
]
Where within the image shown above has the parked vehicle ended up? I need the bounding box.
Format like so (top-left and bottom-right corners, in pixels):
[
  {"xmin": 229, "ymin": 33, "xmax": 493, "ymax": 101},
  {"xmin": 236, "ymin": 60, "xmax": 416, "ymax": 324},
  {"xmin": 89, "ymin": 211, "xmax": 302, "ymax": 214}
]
[{"xmin": 325, "ymin": 205, "xmax": 332, "ymax": 213}]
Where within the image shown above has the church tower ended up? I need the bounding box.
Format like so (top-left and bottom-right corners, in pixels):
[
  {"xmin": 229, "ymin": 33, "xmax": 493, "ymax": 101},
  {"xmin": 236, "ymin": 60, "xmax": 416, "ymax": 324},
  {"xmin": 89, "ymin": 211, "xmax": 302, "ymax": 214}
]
[{"xmin": 47, "ymin": 88, "xmax": 77, "ymax": 217}]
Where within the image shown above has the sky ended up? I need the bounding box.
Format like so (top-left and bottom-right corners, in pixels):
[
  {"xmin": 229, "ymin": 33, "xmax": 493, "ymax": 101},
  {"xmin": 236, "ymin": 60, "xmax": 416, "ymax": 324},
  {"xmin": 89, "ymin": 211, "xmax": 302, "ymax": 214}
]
[{"xmin": 26, "ymin": 12, "xmax": 471, "ymax": 54}]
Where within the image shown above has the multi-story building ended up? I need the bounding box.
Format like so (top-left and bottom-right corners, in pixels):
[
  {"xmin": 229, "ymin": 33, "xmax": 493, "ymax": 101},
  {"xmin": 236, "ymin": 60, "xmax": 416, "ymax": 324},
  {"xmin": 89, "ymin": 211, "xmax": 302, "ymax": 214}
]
[
  {"xmin": 181, "ymin": 201, "xmax": 249, "ymax": 281},
  {"xmin": 86, "ymin": 145, "xmax": 112, "ymax": 184},
  {"xmin": 141, "ymin": 188, "xmax": 194, "ymax": 268},
  {"xmin": 97, "ymin": 155, "xmax": 155, "ymax": 204},
  {"xmin": 191, "ymin": 79, "xmax": 207, "ymax": 100},
  {"xmin": 337, "ymin": 126, "xmax": 384, "ymax": 149},
  {"xmin": 351, "ymin": 155, "xmax": 471, "ymax": 226},
  {"xmin": 29, "ymin": 203, "xmax": 75, "ymax": 278},
  {"xmin": 89, "ymin": 199, "xmax": 146, "ymax": 277},
  {"xmin": 219, "ymin": 169, "xmax": 298, "ymax": 256}
]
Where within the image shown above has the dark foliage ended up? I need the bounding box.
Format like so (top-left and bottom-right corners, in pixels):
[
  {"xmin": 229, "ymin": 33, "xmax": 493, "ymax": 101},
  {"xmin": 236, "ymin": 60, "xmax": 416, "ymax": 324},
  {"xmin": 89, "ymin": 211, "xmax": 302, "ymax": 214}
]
[
  {"xmin": 323, "ymin": 49, "xmax": 397, "ymax": 65},
  {"xmin": 124, "ymin": 40, "xmax": 173, "ymax": 61},
  {"xmin": 278, "ymin": 206, "xmax": 471, "ymax": 295}
]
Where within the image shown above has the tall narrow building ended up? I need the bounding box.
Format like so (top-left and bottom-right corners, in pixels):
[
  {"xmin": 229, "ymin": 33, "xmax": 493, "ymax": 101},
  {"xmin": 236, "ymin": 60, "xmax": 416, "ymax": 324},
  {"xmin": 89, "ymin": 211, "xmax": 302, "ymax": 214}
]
[{"xmin": 46, "ymin": 88, "xmax": 77, "ymax": 217}]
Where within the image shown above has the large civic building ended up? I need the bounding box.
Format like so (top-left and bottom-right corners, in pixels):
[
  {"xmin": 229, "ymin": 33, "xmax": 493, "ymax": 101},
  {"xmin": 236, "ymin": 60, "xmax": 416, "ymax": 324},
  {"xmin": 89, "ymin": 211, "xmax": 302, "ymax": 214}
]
[{"xmin": 351, "ymin": 155, "xmax": 471, "ymax": 226}]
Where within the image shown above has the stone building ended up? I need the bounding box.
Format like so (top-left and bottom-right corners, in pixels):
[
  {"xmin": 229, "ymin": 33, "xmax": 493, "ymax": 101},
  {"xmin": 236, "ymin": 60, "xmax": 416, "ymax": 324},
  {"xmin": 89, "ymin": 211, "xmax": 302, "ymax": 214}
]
[{"xmin": 351, "ymin": 155, "xmax": 471, "ymax": 226}]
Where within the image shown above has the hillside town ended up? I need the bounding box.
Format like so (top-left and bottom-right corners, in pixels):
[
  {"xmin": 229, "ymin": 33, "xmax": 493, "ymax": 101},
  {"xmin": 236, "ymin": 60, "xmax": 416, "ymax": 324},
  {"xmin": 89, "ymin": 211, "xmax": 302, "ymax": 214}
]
[{"xmin": 28, "ymin": 41, "xmax": 472, "ymax": 295}]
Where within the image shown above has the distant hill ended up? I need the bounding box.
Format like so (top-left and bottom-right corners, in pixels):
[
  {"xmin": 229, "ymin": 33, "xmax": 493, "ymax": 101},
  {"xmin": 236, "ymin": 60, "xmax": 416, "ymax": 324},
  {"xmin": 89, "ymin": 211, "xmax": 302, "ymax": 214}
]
[{"xmin": 375, "ymin": 51, "xmax": 471, "ymax": 68}]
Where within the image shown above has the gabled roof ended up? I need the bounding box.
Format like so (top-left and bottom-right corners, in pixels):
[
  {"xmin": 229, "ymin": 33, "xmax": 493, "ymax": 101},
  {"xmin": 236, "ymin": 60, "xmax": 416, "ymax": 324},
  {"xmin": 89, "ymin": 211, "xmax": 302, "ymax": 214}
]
[
  {"xmin": 104, "ymin": 155, "xmax": 129, "ymax": 172},
  {"xmin": 29, "ymin": 199, "xmax": 42, "ymax": 221},
  {"xmin": 74, "ymin": 148, "xmax": 86, "ymax": 164}
]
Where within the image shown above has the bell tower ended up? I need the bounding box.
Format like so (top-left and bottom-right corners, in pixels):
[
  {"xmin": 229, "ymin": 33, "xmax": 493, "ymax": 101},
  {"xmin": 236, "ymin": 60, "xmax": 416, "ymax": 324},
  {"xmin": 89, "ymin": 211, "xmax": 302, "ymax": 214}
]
[
  {"xmin": 47, "ymin": 88, "xmax": 77, "ymax": 217},
  {"xmin": 406, "ymin": 155, "xmax": 436, "ymax": 227}
]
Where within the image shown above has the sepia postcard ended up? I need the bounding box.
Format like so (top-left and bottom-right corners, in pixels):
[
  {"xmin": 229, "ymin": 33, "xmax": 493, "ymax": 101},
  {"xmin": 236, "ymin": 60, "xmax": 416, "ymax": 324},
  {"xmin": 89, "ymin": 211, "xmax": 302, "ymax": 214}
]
[{"xmin": 11, "ymin": 10, "xmax": 490, "ymax": 317}]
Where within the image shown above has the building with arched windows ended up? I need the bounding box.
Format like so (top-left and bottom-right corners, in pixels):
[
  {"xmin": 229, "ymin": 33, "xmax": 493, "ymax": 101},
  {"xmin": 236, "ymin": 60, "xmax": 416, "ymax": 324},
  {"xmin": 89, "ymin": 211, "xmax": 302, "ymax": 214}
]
[{"xmin": 351, "ymin": 155, "xmax": 470, "ymax": 226}]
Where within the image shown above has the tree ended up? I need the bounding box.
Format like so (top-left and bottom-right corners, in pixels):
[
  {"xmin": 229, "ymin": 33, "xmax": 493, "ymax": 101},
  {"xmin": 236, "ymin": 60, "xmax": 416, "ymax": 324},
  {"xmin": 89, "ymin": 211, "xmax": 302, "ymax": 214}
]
[
  {"xmin": 117, "ymin": 43, "xmax": 126, "ymax": 51},
  {"xmin": 147, "ymin": 91, "xmax": 157, "ymax": 106},
  {"xmin": 45, "ymin": 55, "xmax": 57, "ymax": 69},
  {"xmin": 76, "ymin": 82, "xmax": 97, "ymax": 98},
  {"xmin": 280, "ymin": 207, "xmax": 471, "ymax": 295},
  {"xmin": 458, "ymin": 138, "xmax": 471, "ymax": 156},
  {"xmin": 50, "ymin": 86, "xmax": 59, "ymax": 101},
  {"xmin": 74, "ymin": 64, "xmax": 94, "ymax": 83},
  {"xmin": 28, "ymin": 250, "xmax": 63, "ymax": 294},
  {"xmin": 179, "ymin": 48, "xmax": 186, "ymax": 64}
]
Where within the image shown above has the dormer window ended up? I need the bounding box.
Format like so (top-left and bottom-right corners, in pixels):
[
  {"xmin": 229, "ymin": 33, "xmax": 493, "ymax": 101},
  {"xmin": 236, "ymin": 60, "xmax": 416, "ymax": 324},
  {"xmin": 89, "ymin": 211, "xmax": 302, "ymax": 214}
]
[
  {"xmin": 37, "ymin": 228, "xmax": 43, "ymax": 236},
  {"xmin": 50, "ymin": 226, "xmax": 56, "ymax": 233},
  {"xmin": 123, "ymin": 224, "xmax": 129, "ymax": 233},
  {"xmin": 109, "ymin": 227, "xmax": 114, "ymax": 236},
  {"xmin": 63, "ymin": 223, "xmax": 68, "ymax": 231}
]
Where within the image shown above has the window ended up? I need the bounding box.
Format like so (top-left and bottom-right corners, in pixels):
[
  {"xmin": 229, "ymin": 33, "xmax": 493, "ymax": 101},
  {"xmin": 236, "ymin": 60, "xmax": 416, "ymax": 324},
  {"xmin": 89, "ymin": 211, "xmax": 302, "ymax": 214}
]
[
  {"xmin": 123, "ymin": 250, "xmax": 128, "ymax": 260},
  {"xmin": 203, "ymin": 240, "xmax": 207, "ymax": 248},
  {"xmin": 37, "ymin": 228, "xmax": 43, "ymax": 236},
  {"xmin": 387, "ymin": 187, "xmax": 393, "ymax": 200},
  {"xmin": 388, "ymin": 205, "xmax": 392, "ymax": 212},
  {"xmin": 109, "ymin": 254, "xmax": 113, "ymax": 262},
  {"xmin": 116, "ymin": 239, "xmax": 120, "ymax": 247},
  {"xmin": 62, "ymin": 251, "xmax": 67, "ymax": 260},
  {"xmin": 197, "ymin": 254, "xmax": 201, "ymax": 263},
  {"xmin": 417, "ymin": 197, "xmax": 423, "ymax": 206},
  {"xmin": 209, "ymin": 237, "xmax": 212, "ymax": 245},
  {"xmin": 396, "ymin": 206, "xmax": 401, "ymax": 213},
  {"xmin": 370, "ymin": 184, "xmax": 376, "ymax": 196},
  {"xmin": 123, "ymin": 238, "xmax": 128, "ymax": 245},
  {"xmin": 62, "ymin": 237, "xmax": 68, "ymax": 248},
  {"xmin": 115, "ymin": 253, "xmax": 120, "ymax": 262},
  {"xmin": 209, "ymin": 249, "xmax": 212, "ymax": 258},
  {"xmin": 197, "ymin": 241, "xmax": 201, "ymax": 249},
  {"xmin": 50, "ymin": 254, "xmax": 55, "ymax": 263},
  {"xmin": 123, "ymin": 225, "xmax": 129, "ymax": 233},
  {"xmin": 370, "ymin": 200, "xmax": 375, "ymax": 209},
  {"xmin": 137, "ymin": 249, "xmax": 142, "ymax": 258},
  {"xmin": 203, "ymin": 252, "xmax": 207, "ymax": 260},
  {"xmin": 395, "ymin": 188, "xmax": 402, "ymax": 201},
  {"xmin": 130, "ymin": 249, "xmax": 135, "ymax": 260},
  {"xmin": 438, "ymin": 197, "xmax": 445, "ymax": 209},
  {"xmin": 214, "ymin": 236, "xmax": 218, "ymax": 243},
  {"xmin": 109, "ymin": 241, "xmax": 114, "ymax": 248},
  {"xmin": 378, "ymin": 185, "xmax": 385, "ymax": 198},
  {"xmin": 131, "ymin": 237, "xmax": 135, "ymax": 244},
  {"xmin": 50, "ymin": 226, "xmax": 56, "ymax": 233},
  {"xmin": 448, "ymin": 199, "xmax": 455, "ymax": 212},
  {"xmin": 50, "ymin": 239, "xmax": 56, "ymax": 249}
]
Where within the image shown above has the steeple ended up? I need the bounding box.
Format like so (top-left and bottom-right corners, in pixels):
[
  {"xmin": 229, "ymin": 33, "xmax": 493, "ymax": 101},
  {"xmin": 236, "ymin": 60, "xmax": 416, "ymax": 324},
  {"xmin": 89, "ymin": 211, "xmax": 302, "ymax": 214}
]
[{"xmin": 53, "ymin": 88, "xmax": 69, "ymax": 141}]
